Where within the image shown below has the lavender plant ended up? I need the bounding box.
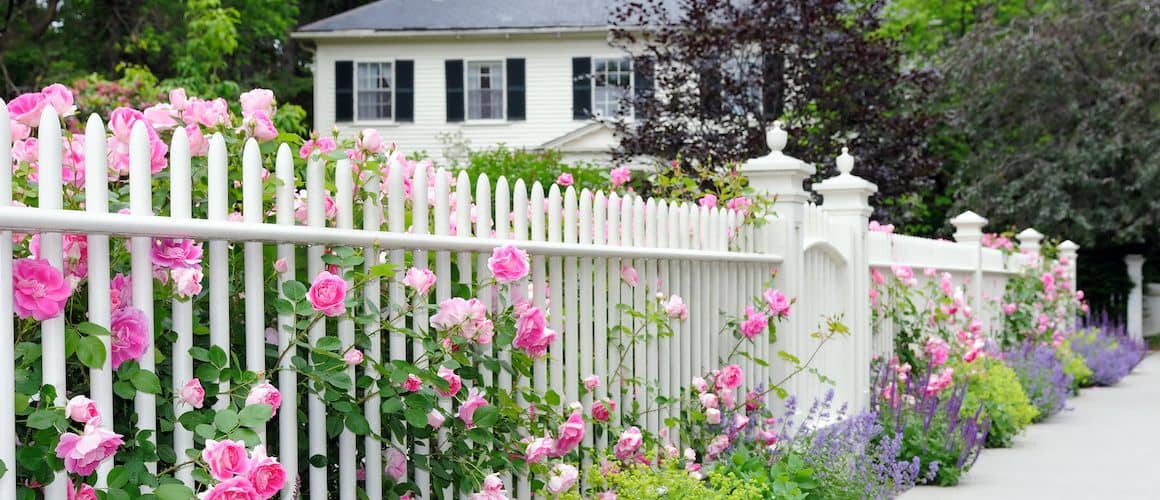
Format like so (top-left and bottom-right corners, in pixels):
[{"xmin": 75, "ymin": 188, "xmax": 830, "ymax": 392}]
[
  {"xmin": 1002, "ymin": 341, "xmax": 1073, "ymax": 421},
  {"xmin": 1069, "ymin": 316, "xmax": 1148, "ymax": 386}
]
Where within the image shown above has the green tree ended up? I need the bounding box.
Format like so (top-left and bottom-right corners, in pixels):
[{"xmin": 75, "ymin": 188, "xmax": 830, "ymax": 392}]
[{"xmin": 876, "ymin": 0, "xmax": 1054, "ymax": 60}]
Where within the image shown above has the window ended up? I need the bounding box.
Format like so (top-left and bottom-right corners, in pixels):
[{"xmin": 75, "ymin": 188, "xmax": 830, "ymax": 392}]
[
  {"xmin": 467, "ymin": 61, "xmax": 504, "ymax": 120},
  {"xmin": 593, "ymin": 57, "xmax": 633, "ymax": 117},
  {"xmin": 356, "ymin": 62, "xmax": 393, "ymax": 121}
]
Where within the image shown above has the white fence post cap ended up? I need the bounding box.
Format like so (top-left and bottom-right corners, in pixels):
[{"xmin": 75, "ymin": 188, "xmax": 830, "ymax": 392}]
[
  {"xmin": 741, "ymin": 121, "xmax": 816, "ymax": 204},
  {"xmin": 949, "ymin": 210, "xmax": 987, "ymax": 244},
  {"xmin": 812, "ymin": 147, "xmax": 877, "ymax": 219}
]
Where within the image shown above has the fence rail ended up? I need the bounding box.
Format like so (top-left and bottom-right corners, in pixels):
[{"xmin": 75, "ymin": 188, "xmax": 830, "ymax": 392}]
[{"xmin": 0, "ymin": 106, "xmax": 1080, "ymax": 499}]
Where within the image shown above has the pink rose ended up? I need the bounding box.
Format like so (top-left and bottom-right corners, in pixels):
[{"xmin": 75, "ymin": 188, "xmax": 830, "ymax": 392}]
[
  {"xmin": 55, "ymin": 419, "xmax": 124, "ymax": 476},
  {"xmin": 185, "ymin": 124, "xmax": 209, "ymax": 157},
  {"xmin": 556, "ymin": 173, "xmax": 574, "ymax": 186},
  {"xmin": 431, "ymin": 297, "xmax": 493, "ymax": 344},
  {"xmin": 691, "ymin": 376, "xmax": 708, "ymax": 393},
  {"xmin": 180, "ymin": 378, "xmax": 205, "ymax": 408},
  {"xmin": 151, "ymin": 238, "xmax": 204, "ymax": 269},
  {"xmin": 620, "ymin": 265, "xmax": 638, "ymax": 287},
  {"xmin": 924, "ymin": 367, "xmax": 954, "ymax": 395},
  {"xmin": 868, "ymin": 220, "xmax": 895, "ymax": 233},
  {"xmin": 240, "ymin": 89, "xmax": 276, "ymax": 116},
  {"xmin": 733, "ymin": 414, "xmax": 750, "ymax": 431},
  {"xmin": 719, "ymin": 387, "xmax": 736, "ymax": 407},
  {"xmin": 613, "ymin": 426, "xmax": 643, "ymax": 460},
  {"xmin": 67, "ymin": 478, "xmax": 97, "ymax": 500},
  {"xmin": 188, "ymin": 98, "xmax": 231, "ymax": 128},
  {"xmin": 427, "ymin": 409, "xmax": 446, "ymax": 428},
  {"xmin": 12, "ymin": 258, "xmax": 72, "ymax": 320},
  {"xmin": 358, "ymin": 129, "xmax": 385, "ymax": 154},
  {"xmin": 246, "ymin": 111, "xmax": 279, "ymax": 142},
  {"xmin": 344, "ymin": 349, "xmax": 364, "ymax": 366},
  {"xmin": 552, "ymin": 411, "xmax": 585, "ymax": 457},
  {"xmin": 469, "ymin": 473, "xmax": 508, "ymax": 500},
  {"xmin": 308, "ymin": 270, "xmax": 348, "ymax": 317},
  {"xmin": 1003, "ymin": 303, "xmax": 1017, "ymax": 315},
  {"xmin": 274, "ymin": 258, "xmax": 289, "ymax": 273},
  {"xmin": 592, "ymin": 400, "xmax": 614, "ymax": 422},
  {"xmin": 384, "ymin": 447, "xmax": 407, "ymax": 482},
  {"xmin": 245, "ymin": 381, "xmax": 282, "ymax": 416},
  {"xmin": 609, "ymin": 166, "xmax": 631, "ymax": 187},
  {"xmin": 699, "ymin": 392, "xmax": 718, "ymax": 409},
  {"xmin": 142, "ymin": 103, "xmax": 178, "ymax": 131},
  {"xmin": 203, "ymin": 439, "xmax": 250, "ymax": 480},
  {"xmin": 706, "ymin": 408, "xmax": 722, "ymax": 424},
  {"xmin": 740, "ymin": 306, "xmax": 767, "ymax": 339},
  {"xmin": 7, "ymin": 91, "xmax": 48, "ymax": 126},
  {"xmin": 726, "ymin": 196, "xmax": 751, "ymax": 214},
  {"xmin": 202, "ymin": 476, "xmax": 260, "ymax": 500},
  {"xmin": 763, "ymin": 289, "xmax": 791, "ymax": 317},
  {"xmin": 706, "ymin": 434, "xmax": 730, "ymax": 459},
  {"xmin": 402, "ymin": 267, "xmax": 437, "ymax": 295},
  {"xmin": 513, "ymin": 306, "xmax": 556, "ymax": 358},
  {"xmin": 925, "ymin": 337, "xmax": 950, "ymax": 366},
  {"xmin": 698, "ymin": 194, "xmax": 718, "ymax": 208},
  {"xmin": 717, "ymin": 364, "xmax": 743, "ymax": 390},
  {"xmin": 871, "ymin": 268, "xmax": 885, "ymax": 286},
  {"xmin": 583, "ymin": 375, "xmax": 600, "ymax": 391},
  {"xmin": 488, "ymin": 244, "xmax": 530, "ymax": 283},
  {"xmin": 172, "ymin": 266, "xmax": 204, "ymax": 298},
  {"xmin": 64, "ymin": 395, "xmax": 100, "ymax": 423},
  {"xmin": 458, "ymin": 388, "xmax": 488, "ymax": 428},
  {"xmin": 402, "ymin": 374, "xmax": 422, "ymax": 392},
  {"xmin": 662, "ymin": 294, "xmax": 688, "ymax": 320},
  {"xmin": 524, "ymin": 436, "xmax": 555, "ymax": 463},
  {"xmin": 246, "ymin": 445, "xmax": 286, "ymax": 498},
  {"xmin": 110, "ymin": 273, "xmax": 132, "ymax": 312},
  {"xmin": 110, "ymin": 307, "xmax": 149, "ymax": 369},
  {"xmin": 436, "ymin": 367, "xmax": 461, "ymax": 397},
  {"xmin": 29, "ymin": 233, "xmax": 88, "ymax": 282},
  {"xmin": 40, "ymin": 84, "xmax": 74, "ymax": 116},
  {"xmin": 169, "ymin": 88, "xmax": 189, "ymax": 110},
  {"xmin": 546, "ymin": 463, "xmax": 579, "ymax": 494}
]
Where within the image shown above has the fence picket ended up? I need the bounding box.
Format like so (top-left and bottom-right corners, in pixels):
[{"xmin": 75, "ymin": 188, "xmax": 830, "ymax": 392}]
[
  {"xmin": 207, "ymin": 133, "xmax": 230, "ymax": 412},
  {"xmin": 592, "ymin": 192, "xmax": 609, "ymax": 451},
  {"xmin": 273, "ymin": 144, "xmax": 299, "ymax": 500},
  {"xmin": 335, "ymin": 159, "xmax": 357, "ymax": 499},
  {"xmin": 578, "ymin": 188, "xmax": 595, "ymax": 460},
  {"xmin": 0, "ymin": 102, "xmax": 12, "ymax": 500},
  {"xmin": 305, "ymin": 154, "xmax": 328, "ymax": 498},
  {"xmin": 169, "ymin": 126, "xmax": 195, "ymax": 486},
  {"xmin": 409, "ymin": 163, "xmax": 429, "ymax": 496},
  {"xmin": 563, "ymin": 186, "xmax": 580, "ymax": 410},
  {"xmin": 127, "ymin": 121, "xmax": 157, "ymax": 478}
]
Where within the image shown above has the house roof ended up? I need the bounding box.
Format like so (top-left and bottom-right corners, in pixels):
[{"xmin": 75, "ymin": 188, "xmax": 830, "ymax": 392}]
[{"xmin": 298, "ymin": 0, "xmax": 622, "ymax": 33}]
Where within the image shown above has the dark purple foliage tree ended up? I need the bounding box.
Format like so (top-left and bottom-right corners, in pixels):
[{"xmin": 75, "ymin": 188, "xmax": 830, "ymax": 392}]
[{"xmin": 608, "ymin": 0, "xmax": 943, "ymax": 223}]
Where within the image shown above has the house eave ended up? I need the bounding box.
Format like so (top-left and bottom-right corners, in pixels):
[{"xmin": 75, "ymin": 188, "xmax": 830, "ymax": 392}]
[{"xmin": 291, "ymin": 26, "xmax": 615, "ymax": 41}]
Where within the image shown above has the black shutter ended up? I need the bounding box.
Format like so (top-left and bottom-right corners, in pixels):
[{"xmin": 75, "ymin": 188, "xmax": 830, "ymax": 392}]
[
  {"xmin": 445, "ymin": 59, "xmax": 465, "ymax": 122},
  {"xmin": 761, "ymin": 54, "xmax": 783, "ymax": 122},
  {"xmin": 395, "ymin": 60, "xmax": 414, "ymax": 122},
  {"xmin": 335, "ymin": 60, "xmax": 354, "ymax": 122},
  {"xmin": 506, "ymin": 58, "xmax": 526, "ymax": 121},
  {"xmin": 699, "ymin": 63, "xmax": 722, "ymax": 118},
  {"xmin": 633, "ymin": 57, "xmax": 654, "ymax": 106},
  {"xmin": 572, "ymin": 57, "xmax": 592, "ymax": 120}
]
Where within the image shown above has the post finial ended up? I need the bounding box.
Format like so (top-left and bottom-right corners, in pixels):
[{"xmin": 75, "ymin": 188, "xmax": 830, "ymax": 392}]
[
  {"xmin": 767, "ymin": 121, "xmax": 787, "ymax": 152},
  {"xmin": 836, "ymin": 147, "xmax": 854, "ymax": 175}
]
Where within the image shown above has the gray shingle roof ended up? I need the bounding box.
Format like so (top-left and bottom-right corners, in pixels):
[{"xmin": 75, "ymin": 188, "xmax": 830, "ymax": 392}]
[{"xmin": 298, "ymin": 0, "xmax": 621, "ymax": 33}]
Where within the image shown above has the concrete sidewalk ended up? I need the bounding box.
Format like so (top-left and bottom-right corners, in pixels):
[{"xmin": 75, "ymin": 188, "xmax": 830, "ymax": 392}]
[{"xmin": 902, "ymin": 353, "xmax": 1160, "ymax": 500}]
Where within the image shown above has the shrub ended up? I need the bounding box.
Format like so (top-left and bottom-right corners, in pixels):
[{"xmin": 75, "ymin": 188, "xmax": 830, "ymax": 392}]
[
  {"xmin": 708, "ymin": 442, "xmax": 815, "ymax": 499},
  {"xmin": 874, "ymin": 370, "xmax": 989, "ymax": 487},
  {"xmin": 1068, "ymin": 324, "xmax": 1147, "ymax": 386},
  {"xmin": 456, "ymin": 145, "xmax": 607, "ymax": 191},
  {"xmin": 960, "ymin": 357, "xmax": 1038, "ymax": 448},
  {"xmin": 1002, "ymin": 341, "xmax": 1072, "ymax": 421},
  {"xmin": 1058, "ymin": 341, "xmax": 1094, "ymax": 390},
  {"xmin": 577, "ymin": 463, "xmax": 715, "ymax": 499}
]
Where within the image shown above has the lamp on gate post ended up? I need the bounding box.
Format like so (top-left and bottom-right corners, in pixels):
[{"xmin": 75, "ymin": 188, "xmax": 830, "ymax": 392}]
[{"xmin": 950, "ymin": 211, "xmax": 988, "ymax": 314}]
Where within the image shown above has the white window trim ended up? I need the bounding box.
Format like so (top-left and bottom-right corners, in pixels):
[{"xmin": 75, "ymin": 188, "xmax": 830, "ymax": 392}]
[
  {"xmin": 590, "ymin": 55, "xmax": 635, "ymax": 121},
  {"xmin": 464, "ymin": 58, "xmax": 507, "ymax": 123},
  {"xmin": 352, "ymin": 59, "xmax": 397, "ymax": 126}
]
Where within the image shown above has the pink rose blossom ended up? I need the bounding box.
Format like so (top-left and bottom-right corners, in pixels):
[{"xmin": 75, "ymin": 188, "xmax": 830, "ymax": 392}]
[
  {"xmin": 142, "ymin": 103, "xmax": 178, "ymax": 131},
  {"xmin": 763, "ymin": 289, "xmax": 791, "ymax": 317},
  {"xmin": 583, "ymin": 374, "xmax": 600, "ymax": 391},
  {"xmin": 308, "ymin": 270, "xmax": 348, "ymax": 317},
  {"xmin": 925, "ymin": 367, "xmax": 955, "ymax": 395},
  {"xmin": 384, "ymin": 447, "xmax": 408, "ymax": 482},
  {"xmin": 691, "ymin": 376, "xmax": 708, "ymax": 393},
  {"xmin": 185, "ymin": 124, "xmax": 209, "ymax": 156},
  {"xmin": 7, "ymin": 91, "xmax": 48, "ymax": 126},
  {"xmin": 469, "ymin": 473, "xmax": 508, "ymax": 500},
  {"xmin": 488, "ymin": 244, "xmax": 530, "ymax": 283},
  {"xmin": 343, "ymin": 349, "xmax": 364, "ymax": 366},
  {"xmin": 431, "ymin": 297, "xmax": 494, "ymax": 344},
  {"xmin": 240, "ymin": 89, "xmax": 276, "ymax": 116},
  {"xmin": 110, "ymin": 307, "xmax": 149, "ymax": 369},
  {"xmin": 609, "ymin": 166, "xmax": 631, "ymax": 187},
  {"xmin": 180, "ymin": 378, "xmax": 205, "ymax": 408},
  {"xmin": 169, "ymin": 88, "xmax": 189, "ymax": 110},
  {"xmin": 402, "ymin": 374, "xmax": 422, "ymax": 392},
  {"xmin": 546, "ymin": 463, "xmax": 579, "ymax": 494},
  {"xmin": 55, "ymin": 419, "xmax": 124, "ymax": 476},
  {"xmin": 172, "ymin": 266, "xmax": 204, "ymax": 298},
  {"xmin": 1003, "ymin": 303, "xmax": 1017, "ymax": 315},
  {"xmin": 662, "ymin": 294, "xmax": 688, "ymax": 320},
  {"xmin": 428, "ymin": 409, "xmax": 446, "ymax": 428},
  {"xmin": 358, "ymin": 129, "xmax": 385, "ymax": 154},
  {"xmin": 64, "ymin": 395, "xmax": 100, "ymax": 423},
  {"xmin": 726, "ymin": 196, "xmax": 751, "ymax": 213},
  {"xmin": 717, "ymin": 364, "xmax": 743, "ymax": 390},
  {"xmin": 458, "ymin": 388, "xmax": 488, "ymax": 428},
  {"xmin": 67, "ymin": 478, "xmax": 97, "ymax": 500},
  {"xmin": 246, "ymin": 445, "xmax": 286, "ymax": 498},
  {"xmin": 706, "ymin": 408, "xmax": 722, "ymax": 424},
  {"xmin": 245, "ymin": 381, "xmax": 282, "ymax": 416},
  {"xmin": 719, "ymin": 387, "xmax": 736, "ymax": 407},
  {"xmin": 436, "ymin": 367, "xmax": 461, "ymax": 397},
  {"xmin": 740, "ymin": 306, "xmax": 767, "ymax": 339},
  {"xmin": 273, "ymin": 258, "xmax": 289, "ymax": 273},
  {"xmin": 202, "ymin": 476, "xmax": 260, "ymax": 500},
  {"xmin": 151, "ymin": 238, "xmax": 204, "ymax": 269},
  {"xmin": 110, "ymin": 273, "xmax": 132, "ymax": 312},
  {"xmin": 592, "ymin": 399, "xmax": 615, "ymax": 422},
  {"xmin": 556, "ymin": 173, "xmax": 574, "ymax": 186},
  {"xmin": 524, "ymin": 436, "xmax": 555, "ymax": 463},
  {"xmin": 733, "ymin": 413, "xmax": 750, "ymax": 431},
  {"xmin": 12, "ymin": 258, "xmax": 72, "ymax": 320},
  {"xmin": 868, "ymin": 220, "xmax": 895, "ymax": 233},
  {"xmin": 513, "ymin": 306, "xmax": 556, "ymax": 357},
  {"xmin": 699, "ymin": 392, "xmax": 719, "ymax": 410},
  {"xmin": 246, "ymin": 111, "xmax": 279, "ymax": 142},
  {"xmin": 871, "ymin": 268, "xmax": 885, "ymax": 285},
  {"xmin": 925, "ymin": 337, "xmax": 950, "ymax": 366},
  {"xmin": 402, "ymin": 267, "xmax": 437, "ymax": 295},
  {"xmin": 699, "ymin": 194, "xmax": 718, "ymax": 208},
  {"xmin": 620, "ymin": 265, "xmax": 638, "ymax": 287},
  {"xmin": 614, "ymin": 426, "xmax": 643, "ymax": 460},
  {"xmin": 706, "ymin": 434, "xmax": 730, "ymax": 459},
  {"xmin": 552, "ymin": 411, "xmax": 585, "ymax": 457}
]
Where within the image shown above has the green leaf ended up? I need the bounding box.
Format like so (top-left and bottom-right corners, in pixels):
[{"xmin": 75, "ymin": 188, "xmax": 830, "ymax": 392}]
[
  {"xmin": 26, "ymin": 409, "xmax": 60, "ymax": 430},
  {"xmin": 472, "ymin": 405, "xmax": 499, "ymax": 428},
  {"xmin": 282, "ymin": 280, "xmax": 307, "ymax": 301},
  {"xmin": 238, "ymin": 404, "xmax": 273, "ymax": 428},
  {"xmin": 346, "ymin": 413, "xmax": 371, "ymax": 435},
  {"xmin": 76, "ymin": 322, "xmax": 110, "ymax": 336},
  {"xmin": 404, "ymin": 407, "xmax": 428, "ymax": 428},
  {"xmin": 208, "ymin": 347, "xmax": 229, "ymax": 368},
  {"xmin": 315, "ymin": 336, "xmax": 341, "ymax": 352},
  {"xmin": 76, "ymin": 336, "xmax": 107, "ymax": 369},
  {"xmin": 131, "ymin": 370, "xmax": 163, "ymax": 394},
  {"xmin": 107, "ymin": 466, "xmax": 130, "ymax": 488},
  {"xmin": 544, "ymin": 390, "xmax": 561, "ymax": 406},
  {"xmin": 214, "ymin": 409, "xmax": 239, "ymax": 432},
  {"xmin": 155, "ymin": 483, "xmax": 196, "ymax": 500}
]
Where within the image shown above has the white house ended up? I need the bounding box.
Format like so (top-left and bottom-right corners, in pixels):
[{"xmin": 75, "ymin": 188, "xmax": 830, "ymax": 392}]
[{"xmin": 292, "ymin": 0, "xmax": 650, "ymax": 165}]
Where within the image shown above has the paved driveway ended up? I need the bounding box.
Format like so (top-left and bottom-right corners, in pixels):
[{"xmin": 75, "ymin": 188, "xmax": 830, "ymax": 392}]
[{"xmin": 902, "ymin": 353, "xmax": 1160, "ymax": 500}]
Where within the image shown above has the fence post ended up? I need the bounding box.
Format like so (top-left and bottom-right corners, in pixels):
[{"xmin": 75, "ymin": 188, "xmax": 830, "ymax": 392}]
[
  {"xmin": 1016, "ymin": 227, "xmax": 1044, "ymax": 260},
  {"xmin": 950, "ymin": 210, "xmax": 988, "ymax": 317},
  {"xmin": 740, "ymin": 122, "xmax": 814, "ymax": 400},
  {"xmin": 813, "ymin": 148, "xmax": 877, "ymax": 410},
  {"xmin": 1125, "ymin": 254, "xmax": 1146, "ymax": 341},
  {"xmin": 1057, "ymin": 240, "xmax": 1080, "ymax": 291}
]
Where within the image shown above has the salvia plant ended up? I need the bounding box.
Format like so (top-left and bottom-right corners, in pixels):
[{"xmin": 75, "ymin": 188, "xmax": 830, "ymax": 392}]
[
  {"xmin": 1069, "ymin": 315, "xmax": 1148, "ymax": 386},
  {"xmin": 1001, "ymin": 341, "xmax": 1073, "ymax": 421}
]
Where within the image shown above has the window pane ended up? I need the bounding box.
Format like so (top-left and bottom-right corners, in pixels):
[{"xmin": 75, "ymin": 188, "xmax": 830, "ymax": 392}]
[
  {"xmin": 592, "ymin": 57, "xmax": 633, "ymax": 116},
  {"xmin": 467, "ymin": 61, "xmax": 504, "ymax": 119},
  {"xmin": 356, "ymin": 62, "xmax": 393, "ymax": 120}
]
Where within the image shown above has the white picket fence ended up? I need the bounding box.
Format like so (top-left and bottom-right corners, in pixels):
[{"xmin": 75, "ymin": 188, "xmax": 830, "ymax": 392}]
[{"xmin": 0, "ymin": 107, "xmax": 1080, "ymax": 499}]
